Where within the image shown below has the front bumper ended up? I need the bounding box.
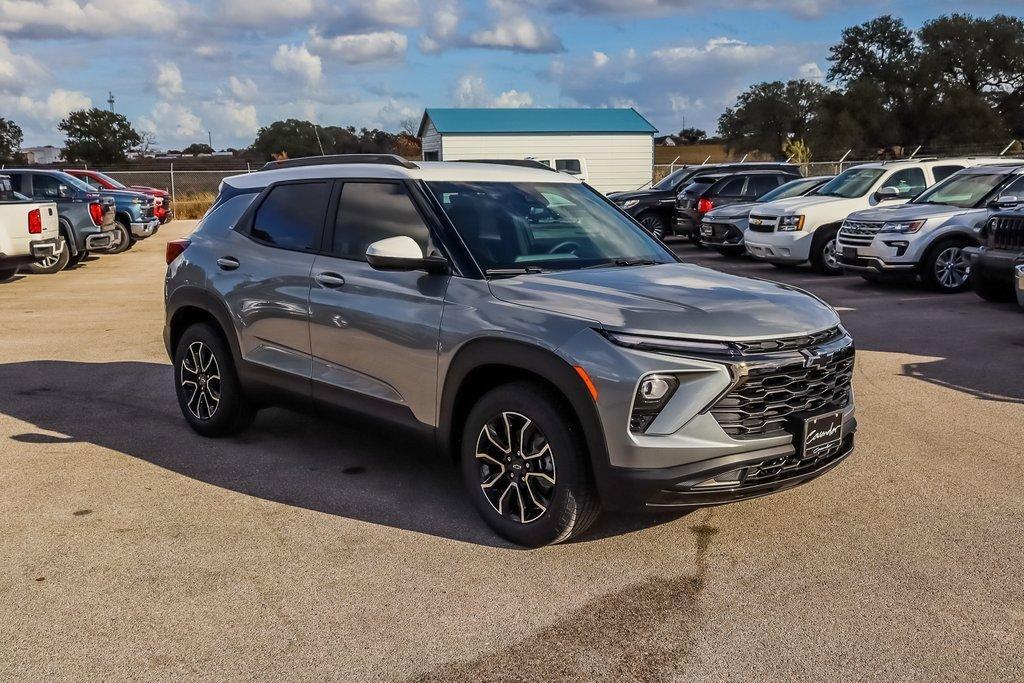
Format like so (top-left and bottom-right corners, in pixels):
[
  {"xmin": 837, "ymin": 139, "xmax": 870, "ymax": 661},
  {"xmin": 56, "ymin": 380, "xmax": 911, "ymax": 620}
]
[
  {"xmin": 745, "ymin": 229, "xmax": 813, "ymax": 263},
  {"xmin": 130, "ymin": 219, "xmax": 160, "ymax": 238},
  {"xmin": 836, "ymin": 232, "xmax": 923, "ymax": 273},
  {"xmin": 700, "ymin": 220, "xmax": 744, "ymax": 247}
]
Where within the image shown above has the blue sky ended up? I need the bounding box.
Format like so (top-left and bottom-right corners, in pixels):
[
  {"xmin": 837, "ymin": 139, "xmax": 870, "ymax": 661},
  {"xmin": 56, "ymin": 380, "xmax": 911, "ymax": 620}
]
[{"xmin": 0, "ymin": 0, "xmax": 1005, "ymax": 149}]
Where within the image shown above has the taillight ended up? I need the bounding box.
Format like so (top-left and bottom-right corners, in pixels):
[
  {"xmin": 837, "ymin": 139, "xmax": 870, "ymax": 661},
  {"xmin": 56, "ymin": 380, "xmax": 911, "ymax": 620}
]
[
  {"xmin": 28, "ymin": 208, "xmax": 42, "ymax": 234},
  {"xmin": 166, "ymin": 238, "xmax": 191, "ymax": 265},
  {"xmin": 88, "ymin": 202, "xmax": 104, "ymax": 226},
  {"xmin": 697, "ymin": 198, "xmax": 714, "ymax": 214}
]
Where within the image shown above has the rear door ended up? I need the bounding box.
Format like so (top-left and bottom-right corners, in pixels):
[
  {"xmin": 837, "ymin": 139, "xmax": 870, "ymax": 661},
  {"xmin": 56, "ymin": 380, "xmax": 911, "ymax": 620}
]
[
  {"xmin": 219, "ymin": 180, "xmax": 333, "ymax": 387},
  {"xmin": 308, "ymin": 180, "xmax": 449, "ymax": 426}
]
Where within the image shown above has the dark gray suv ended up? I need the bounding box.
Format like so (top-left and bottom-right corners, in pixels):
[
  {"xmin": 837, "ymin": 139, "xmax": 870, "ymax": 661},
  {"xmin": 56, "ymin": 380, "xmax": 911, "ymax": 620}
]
[{"xmin": 164, "ymin": 155, "xmax": 856, "ymax": 546}]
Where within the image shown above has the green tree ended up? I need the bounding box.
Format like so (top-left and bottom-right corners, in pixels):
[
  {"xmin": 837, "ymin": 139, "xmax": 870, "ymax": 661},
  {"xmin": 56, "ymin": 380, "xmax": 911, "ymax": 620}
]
[
  {"xmin": 182, "ymin": 142, "xmax": 214, "ymax": 155},
  {"xmin": 59, "ymin": 108, "xmax": 141, "ymax": 164},
  {"xmin": 0, "ymin": 117, "xmax": 24, "ymax": 162},
  {"xmin": 677, "ymin": 127, "xmax": 707, "ymax": 144},
  {"xmin": 249, "ymin": 119, "xmax": 412, "ymax": 160},
  {"xmin": 718, "ymin": 80, "xmax": 828, "ymax": 154}
]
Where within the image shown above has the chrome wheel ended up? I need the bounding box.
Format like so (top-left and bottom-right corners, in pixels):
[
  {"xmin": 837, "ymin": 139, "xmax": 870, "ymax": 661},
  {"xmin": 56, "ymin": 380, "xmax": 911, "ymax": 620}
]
[
  {"xmin": 179, "ymin": 341, "xmax": 221, "ymax": 420},
  {"xmin": 475, "ymin": 411, "xmax": 556, "ymax": 524},
  {"xmin": 934, "ymin": 246, "xmax": 969, "ymax": 290},
  {"xmin": 37, "ymin": 239, "xmax": 65, "ymax": 269},
  {"xmin": 823, "ymin": 238, "xmax": 839, "ymax": 271}
]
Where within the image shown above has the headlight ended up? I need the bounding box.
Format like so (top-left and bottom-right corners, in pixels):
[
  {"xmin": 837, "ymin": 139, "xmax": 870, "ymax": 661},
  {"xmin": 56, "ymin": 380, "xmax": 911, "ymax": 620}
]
[
  {"xmin": 620, "ymin": 199, "xmax": 639, "ymax": 209},
  {"xmin": 131, "ymin": 197, "xmax": 142, "ymax": 205},
  {"xmin": 603, "ymin": 331, "xmax": 740, "ymax": 357},
  {"xmin": 777, "ymin": 215, "xmax": 805, "ymax": 231},
  {"xmin": 879, "ymin": 219, "xmax": 925, "ymax": 234}
]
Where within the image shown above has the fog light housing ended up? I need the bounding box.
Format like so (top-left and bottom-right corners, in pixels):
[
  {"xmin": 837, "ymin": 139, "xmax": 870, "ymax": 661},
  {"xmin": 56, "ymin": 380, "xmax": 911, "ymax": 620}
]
[{"xmin": 630, "ymin": 374, "xmax": 679, "ymax": 433}]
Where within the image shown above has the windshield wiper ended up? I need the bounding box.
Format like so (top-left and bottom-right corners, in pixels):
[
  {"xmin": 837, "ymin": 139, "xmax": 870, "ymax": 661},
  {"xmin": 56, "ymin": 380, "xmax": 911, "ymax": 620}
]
[
  {"xmin": 485, "ymin": 267, "xmax": 546, "ymax": 278},
  {"xmin": 581, "ymin": 258, "xmax": 659, "ymax": 270}
]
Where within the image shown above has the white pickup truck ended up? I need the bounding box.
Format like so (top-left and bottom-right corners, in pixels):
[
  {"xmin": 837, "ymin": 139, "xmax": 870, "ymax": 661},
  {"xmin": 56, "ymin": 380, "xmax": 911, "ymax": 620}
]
[{"xmin": 0, "ymin": 174, "xmax": 61, "ymax": 282}]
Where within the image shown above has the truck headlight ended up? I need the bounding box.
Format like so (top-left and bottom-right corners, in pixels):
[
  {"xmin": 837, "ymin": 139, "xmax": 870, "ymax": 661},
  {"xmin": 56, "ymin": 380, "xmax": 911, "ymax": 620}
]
[
  {"xmin": 630, "ymin": 374, "xmax": 679, "ymax": 433},
  {"xmin": 879, "ymin": 219, "xmax": 924, "ymax": 234},
  {"xmin": 131, "ymin": 197, "xmax": 142, "ymax": 204},
  {"xmin": 620, "ymin": 199, "xmax": 639, "ymax": 209},
  {"xmin": 777, "ymin": 215, "xmax": 805, "ymax": 231}
]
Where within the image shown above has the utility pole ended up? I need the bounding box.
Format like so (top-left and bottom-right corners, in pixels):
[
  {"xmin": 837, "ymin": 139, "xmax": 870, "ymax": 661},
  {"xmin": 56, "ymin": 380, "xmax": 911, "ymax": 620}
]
[
  {"xmin": 208, "ymin": 131, "xmax": 213, "ymax": 150},
  {"xmin": 107, "ymin": 91, "xmax": 115, "ymax": 112}
]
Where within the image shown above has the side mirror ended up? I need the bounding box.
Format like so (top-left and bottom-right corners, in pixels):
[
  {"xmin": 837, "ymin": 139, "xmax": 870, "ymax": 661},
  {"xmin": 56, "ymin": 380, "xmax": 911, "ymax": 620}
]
[
  {"xmin": 58, "ymin": 184, "xmax": 72, "ymax": 198},
  {"xmin": 991, "ymin": 194, "xmax": 1020, "ymax": 209},
  {"xmin": 365, "ymin": 236, "xmax": 448, "ymax": 274},
  {"xmin": 874, "ymin": 186, "xmax": 901, "ymax": 201}
]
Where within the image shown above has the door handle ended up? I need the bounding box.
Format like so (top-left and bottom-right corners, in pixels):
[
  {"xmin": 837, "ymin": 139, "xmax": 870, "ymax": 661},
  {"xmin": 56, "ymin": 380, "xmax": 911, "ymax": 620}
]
[
  {"xmin": 315, "ymin": 272, "xmax": 346, "ymax": 288},
  {"xmin": 217, "ymin": 257, "xmax": 240, "ymax": 271}
]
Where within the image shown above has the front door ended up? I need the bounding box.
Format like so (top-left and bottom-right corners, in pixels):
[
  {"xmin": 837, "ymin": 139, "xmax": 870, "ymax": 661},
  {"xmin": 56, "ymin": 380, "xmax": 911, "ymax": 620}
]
[{"xmin": 308, "ymin": 181, "xmax": 449, "ymax": 426}]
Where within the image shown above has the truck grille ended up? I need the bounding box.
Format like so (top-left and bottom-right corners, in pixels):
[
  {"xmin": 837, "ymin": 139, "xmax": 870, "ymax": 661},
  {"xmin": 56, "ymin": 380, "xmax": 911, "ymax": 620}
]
[
  {"xmin": 989, "ymin": 215, "xmax": 1024, "ymax": 250},
  {"xmin": 838, "ymin": 221, "xmax": 881, "ymax": 247},
  {"xmin": 711, "ymin": 344, "xmax": 854, "ymax": 438},
  {"xmin": 747, "ymin": 215, "xmax": 776, "ymax": 233}
]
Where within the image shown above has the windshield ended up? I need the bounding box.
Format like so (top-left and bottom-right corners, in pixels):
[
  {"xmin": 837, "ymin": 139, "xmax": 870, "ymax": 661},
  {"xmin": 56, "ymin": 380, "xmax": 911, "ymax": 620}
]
[
  {"xmin": 428, "ymin": 181, "xmax": 675, "ymax": 273},
  {"xmin": 758, "ymin": 177, "xmax": 825, "ymax": 202},
  {"xmin": 93, "ymin": 171, "xmax": 127, "ymax": 189},
  {"xmin": 54, "ymin": 172, "xmax": 97, "ymax": 193},
  {"xmin": 912, "ymin": 172, "xmax": 1008, "ymax": 209},
  {"xmin": 815, "ymin": 168, "xmax": 885, "ymax": 198},
  {"xmin": 653, "ymin": 167, "xmax": 695, "ymax": 190}
]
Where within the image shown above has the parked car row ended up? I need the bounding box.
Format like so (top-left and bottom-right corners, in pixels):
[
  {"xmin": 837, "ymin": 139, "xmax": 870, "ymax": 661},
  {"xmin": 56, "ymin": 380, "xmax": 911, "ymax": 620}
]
[
  {"xmin": 649, "ymin": 157, "xmax": 1024, "ymax": 312},
  {"xmin": 0, "ymin": 168, "xmax": 171, "ymax": 282}
]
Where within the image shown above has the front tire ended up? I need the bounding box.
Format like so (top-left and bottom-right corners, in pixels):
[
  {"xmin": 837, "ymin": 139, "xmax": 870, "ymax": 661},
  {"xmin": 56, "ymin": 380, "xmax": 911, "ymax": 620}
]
[
  {"xmin": 810, "ymin": 226, "xmax": 843, "ymax": 275},
  {"xmin": 173, "ymin": 323, "xmax": 256, "ymax": 437},
  {"xmin": 922, "ymin": 239, "xmax": 971, "ymax": 292},
  {"xmin": 25, "ymin": 235, "xmax": 70, "ymax": 274},
  {"xmin": 460, "ymin": 381, "xmax": 599, "ymax": 547},
  {"xmin": 637, "ymin": 212, "xmax": 665, "ymax": 240},
  {"xmin": 969, "ymin": 268, "xmax": 1014, "ymax": 303}
]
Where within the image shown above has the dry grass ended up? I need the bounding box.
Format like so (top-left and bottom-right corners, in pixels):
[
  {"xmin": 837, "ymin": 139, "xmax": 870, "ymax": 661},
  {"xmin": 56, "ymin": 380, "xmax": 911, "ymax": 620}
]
[{"xmin": 173, "ymin": 192, "xmax": 216, "ymax": 219}]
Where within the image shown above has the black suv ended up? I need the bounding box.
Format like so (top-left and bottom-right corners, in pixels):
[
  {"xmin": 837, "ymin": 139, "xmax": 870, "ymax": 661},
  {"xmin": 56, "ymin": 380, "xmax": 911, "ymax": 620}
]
[
  {"xmin": 607, "ymin": 162, "xmax": 798, "ymax": 239},
  {"xmin": 965, "ymin": 209, "xmax": 1024, "ymax": 302},
  {"xmin": 674, "ymin": 170, "xmax": 801, "ymax": 242}
]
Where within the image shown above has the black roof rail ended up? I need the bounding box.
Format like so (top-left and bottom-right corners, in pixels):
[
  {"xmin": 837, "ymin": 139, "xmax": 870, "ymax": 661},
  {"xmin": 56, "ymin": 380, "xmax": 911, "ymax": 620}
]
[
  {"xmin": 458, "ymin": 159, "xmax": 559, "ymax": 172},
  {"xmin": 261, "ymin": 154, "xmax": 419, "ymax": 171}
]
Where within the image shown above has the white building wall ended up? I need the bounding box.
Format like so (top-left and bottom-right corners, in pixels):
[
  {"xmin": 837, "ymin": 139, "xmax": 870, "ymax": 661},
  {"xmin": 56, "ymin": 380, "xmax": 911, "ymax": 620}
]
[
  {"xmin": 438, "ymin": 133, "xmax": 652, "ymax": 194},
  {"xmin": 421, "ymin": 121, "xmax": 441, "ymax": 159}
]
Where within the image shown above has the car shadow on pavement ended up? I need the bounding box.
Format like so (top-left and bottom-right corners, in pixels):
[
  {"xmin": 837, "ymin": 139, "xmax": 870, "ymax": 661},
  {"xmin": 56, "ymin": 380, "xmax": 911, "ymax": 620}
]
[{"xmin": 0, "ymin": 360, "xmax": 683, "ymax": 547}]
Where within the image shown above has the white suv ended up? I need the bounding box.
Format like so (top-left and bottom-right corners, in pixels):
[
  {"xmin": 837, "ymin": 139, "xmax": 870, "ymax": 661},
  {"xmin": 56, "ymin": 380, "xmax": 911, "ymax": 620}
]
[{"xmin": 744, "ymin": 159, "xmax": 1005, "ymax": 274}]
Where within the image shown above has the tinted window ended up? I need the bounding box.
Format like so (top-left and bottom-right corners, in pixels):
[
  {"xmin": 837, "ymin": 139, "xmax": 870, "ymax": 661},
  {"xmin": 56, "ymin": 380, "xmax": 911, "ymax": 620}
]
[
  {"xmin": 332, "ymin": 182, "xmax": 430, "ymax": 260},
  {"xmin": 32, "ymin": 173, "xmax": 69, "ymax": 198},
  {"xmin": 714, "ymin": 178, "xmax": 746, "ymax": 197},
  {"xmin": 556, "ymin": 159, "xmax": 582, "ymax": 174},
  {"xmin": 250, "ymin": 182, "xmax": 331, "ymax": 250},
  {"xmin": 933, "ymin": 165, "xmax": 964, "ymax": 183},
  {"xmin": 1001, "ymin": 176, "xmax": 1024, "ymax": 197},
  {"xmin": 5, "ymin": 173, "xmax": 24, "ymax": 193},
  {"xmin": 747, "ymin": 175, "xmax": 782, "ymax": 198},
  {"xmin": 204, "ymin": 193, "xmax": 258, "ymax": 233},
  {"xmin": 0, "ymin": 177, "xmax": 14, "ymax": 201},
  {"xmin": 884, "ymin": 168, "xmax": 927, "ymax": 197}
]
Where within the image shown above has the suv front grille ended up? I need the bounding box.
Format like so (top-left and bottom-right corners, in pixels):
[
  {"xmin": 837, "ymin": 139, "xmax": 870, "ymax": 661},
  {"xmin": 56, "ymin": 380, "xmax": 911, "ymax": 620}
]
[
  {"xmin": 989, "ymin": 215, "xmax": 1024, "ymax": 250},
  {"xmin": 838, "ymin": 221, "xmax": 882, "ymax": 247},
  {"xmin": 711, "ymin": 344, "xmax": 854, "ymax": 438},
  {"xmin": 747, "ymin": 215, "xmax": 776, "ymax": 233},
  {"xmin": 733, "ymin": 326, "xmax": 842, "ymax": 354}
]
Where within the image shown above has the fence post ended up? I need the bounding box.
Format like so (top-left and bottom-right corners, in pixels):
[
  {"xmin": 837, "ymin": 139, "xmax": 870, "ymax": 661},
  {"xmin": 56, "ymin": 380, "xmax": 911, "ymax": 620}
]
[
  {"xmin": 170, "ymin": 163, "xmax": 176, "ymax": 204},
  {"xmin": 999, "ymin": 140, "xmax": 1016, "ymax": 156},
  {"xmin": 246, "ymin": 162, "xmax": 251, "ymax": 173}
]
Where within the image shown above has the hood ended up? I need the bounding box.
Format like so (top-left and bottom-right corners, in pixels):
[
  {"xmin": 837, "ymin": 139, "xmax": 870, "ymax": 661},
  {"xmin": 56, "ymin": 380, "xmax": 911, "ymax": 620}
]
[
  {"xmin": 846, "ymin": 202, "xmax": 971, "ymax": 223},
  {"xmin": 607, "ymin": 189, "xmax": 670, "ymax": 202},
  {"xmin": 100, "ymin": 189, "xmax": 153, "ymax": 202},
  {"xmin": 758, "ymin": 195, "xmax": 850, "ymax": 215},
  {"xmin": 129, "ymin": 185, "xmax": 169, "ymax": 197},
  {"xmin": 488, "ymin": 263, "xmax": 839, "ymax": 340},
  {"xmin": 705, "ymin": 202, "xmax": 757, "ymax": 220}
]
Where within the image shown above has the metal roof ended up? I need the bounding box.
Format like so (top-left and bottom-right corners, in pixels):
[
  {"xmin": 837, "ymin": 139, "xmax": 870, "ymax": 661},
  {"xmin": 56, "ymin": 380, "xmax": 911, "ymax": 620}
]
[{"xmin": 419, "ymin": 108, "xmax": 658, "ymax": 136}]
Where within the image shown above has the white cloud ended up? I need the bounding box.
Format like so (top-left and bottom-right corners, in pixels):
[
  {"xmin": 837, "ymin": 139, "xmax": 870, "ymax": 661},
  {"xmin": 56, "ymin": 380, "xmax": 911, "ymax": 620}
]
[
  {"xmin": 225, "ymin": 76, "xmax": 259, "ymax": 102},
  {"xmin": 139, "ymin": 101, "xmax": 203, "ymax": 145},
  {"xmin": 308, "ymin": 29, "xmax": 407, "ymax": 64},
  {"xmin": 155, "ymin": 62, "xmax": 184, "ymax": 96},
  {"xmin": 539, "ymin": 0, "xmax": 837, "ymax": 19},
  {"xmin": 469, "ymin": 4, "xmax": 563, "ymax": 54},
  {"xmin": 0, "ymin": 0, "xmax": 180, "ymax": 38},
  {"xmin": 419, "ymin": 0, "xmax": 459, "ymax": 53},
  {"xmin": 218, "ymin": 0, "xmax": 314, "ymax": 26},
  {"xmin": 454, "ymin": 74, "xmax": 534, "ymax": 108},
  {"xmin": 203, "ymin": 100, "xmax": 259, "ymax": 140},
  {"xmin": 0, "ymin": 37, "xmax": 46, "ymax": 94},
  {"xmin": 271, "ymin": 44, "xmax": 322, "ymax": 87},
  {"xmin": 797, "ymin": 61, "xmax": 825, "ymax": 81}
]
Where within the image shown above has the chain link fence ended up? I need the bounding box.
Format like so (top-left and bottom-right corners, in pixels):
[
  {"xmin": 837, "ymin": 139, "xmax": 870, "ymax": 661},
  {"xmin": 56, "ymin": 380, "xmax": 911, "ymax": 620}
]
[{"xmin": 96, "ymin": 169, "xmax": 251, "ymax": 219}]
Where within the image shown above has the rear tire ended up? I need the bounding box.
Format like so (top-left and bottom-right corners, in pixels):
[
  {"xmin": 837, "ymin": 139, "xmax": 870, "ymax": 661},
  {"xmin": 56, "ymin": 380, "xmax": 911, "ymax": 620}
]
[
  {"xmin": 67, "ymin": 249, "xmax": 88, "ymax": 268},
  {"xmin": 460, "ymin": 381, "xmax": 599, "ymax": 547},
  {"xmin": 969, "ymin": 268, "xmax": 1014, "ymax": 303},
  {"xmin": 173, "ymin": 322, "xmax": 256, "ymax": 437},
  {"xmin": 810, "ymin": 225, "xmax": 843, "ymax": 275},
  {"xmin": 922, "ymin": 238, "xmax": 971, "ymax": 292},
  {"xmin": 637, "ymin": 212, "xmax": 665, "ymax": 240},
  {"xmin": 0, "ymin": 267, "xmax": 17, "ymax": 283},
  {"xmin": 25, "ymin": 235, "xmax": 70, "ymax": 274}
]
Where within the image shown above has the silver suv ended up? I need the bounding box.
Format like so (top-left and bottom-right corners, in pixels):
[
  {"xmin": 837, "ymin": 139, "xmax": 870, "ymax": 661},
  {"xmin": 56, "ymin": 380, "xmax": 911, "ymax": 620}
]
[{"xmin": 164, "ymin": 155, "xmax": 856, "ymax": 546}]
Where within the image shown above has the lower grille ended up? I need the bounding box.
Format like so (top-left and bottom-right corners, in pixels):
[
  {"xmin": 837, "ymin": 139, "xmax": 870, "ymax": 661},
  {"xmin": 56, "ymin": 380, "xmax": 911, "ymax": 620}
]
[
  {"xmin": 990, "ymin": 215, "xmax": 1024, "ymax": 250},
  {"xmin": 711, "ymin": 346, "xmax": 854, "ymax": 438},
  {"xmin": 743, "ymin": 435, "xmax": 851, "ymax": 485}
]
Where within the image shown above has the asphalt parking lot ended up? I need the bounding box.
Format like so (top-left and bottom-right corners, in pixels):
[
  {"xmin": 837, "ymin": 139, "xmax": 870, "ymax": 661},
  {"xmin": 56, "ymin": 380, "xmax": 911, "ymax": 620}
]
[{"xmin": 2, "ymin": 221, "xmax": 1022, "ymax": 681}]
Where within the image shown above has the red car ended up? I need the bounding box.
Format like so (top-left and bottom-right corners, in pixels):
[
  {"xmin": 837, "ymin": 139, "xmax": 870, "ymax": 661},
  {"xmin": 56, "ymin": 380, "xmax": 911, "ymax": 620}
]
[{"xmin": 63, "ymin": 169, "xmax": 173, "ymax": 223}]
